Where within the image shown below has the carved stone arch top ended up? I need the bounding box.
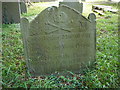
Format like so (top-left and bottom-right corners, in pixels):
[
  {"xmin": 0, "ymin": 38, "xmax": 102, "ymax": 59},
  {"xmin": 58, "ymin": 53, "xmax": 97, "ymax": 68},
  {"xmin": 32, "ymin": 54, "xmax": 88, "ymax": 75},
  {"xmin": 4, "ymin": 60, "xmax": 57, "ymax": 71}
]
[{"xmin": 29, "ymin": 5, "xmax": 91, "ymax": 36}]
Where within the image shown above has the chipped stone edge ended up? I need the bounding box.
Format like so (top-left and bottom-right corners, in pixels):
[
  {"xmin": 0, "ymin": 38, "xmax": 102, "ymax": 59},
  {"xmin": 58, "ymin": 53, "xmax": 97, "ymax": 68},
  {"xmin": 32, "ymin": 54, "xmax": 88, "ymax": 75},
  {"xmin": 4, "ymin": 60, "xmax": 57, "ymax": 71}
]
[{"xmin": 29, "ymin": 4, "xmax": 96, "ymax": 24}]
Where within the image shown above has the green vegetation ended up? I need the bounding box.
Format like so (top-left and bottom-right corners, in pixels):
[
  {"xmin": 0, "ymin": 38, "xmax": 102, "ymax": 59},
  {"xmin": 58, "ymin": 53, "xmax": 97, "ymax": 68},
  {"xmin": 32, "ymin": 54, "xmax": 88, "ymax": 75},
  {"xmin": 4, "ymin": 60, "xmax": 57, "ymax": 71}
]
[
  {"xmin": 22, "ymin": 3, "xmax": 47, "ymax": 21},
  {"xmin": 2, "ymin": 2, "xmax": 120, "ymax": 88}
]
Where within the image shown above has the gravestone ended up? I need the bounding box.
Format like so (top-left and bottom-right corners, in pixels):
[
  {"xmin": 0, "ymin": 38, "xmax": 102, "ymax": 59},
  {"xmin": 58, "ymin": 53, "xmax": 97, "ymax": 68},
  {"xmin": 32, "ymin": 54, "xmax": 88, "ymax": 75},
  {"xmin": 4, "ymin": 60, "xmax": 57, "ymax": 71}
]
[
  {"xmin": 30, "ymin": 0, "xmax": 57, "ymax": 2},
  {"xmin": 2, "ymin": 2, "xmax": 20, "ymax": 24},
  {"xmin": 59, "ymin": 0, "xmax": 83, "ymax": 13},
  {"xmin": 20, "ymin": 2, "xmax": 27, "ymax": 14},
  {"xmin": 21, "ymin": 4, "xmax": 96, "ymax": 76},
  {"xmin": 81, "ymin": 0, "xmax": 86, "ymax": 2}
]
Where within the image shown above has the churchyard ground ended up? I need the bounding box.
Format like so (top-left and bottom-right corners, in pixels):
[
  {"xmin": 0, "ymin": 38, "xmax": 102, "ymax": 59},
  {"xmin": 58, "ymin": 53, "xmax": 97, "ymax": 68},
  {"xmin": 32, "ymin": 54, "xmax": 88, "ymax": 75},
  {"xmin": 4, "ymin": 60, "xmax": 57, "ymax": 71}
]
[{"xmin": 2, "ymin": 2, "xmax": 120, "ymax": 88}]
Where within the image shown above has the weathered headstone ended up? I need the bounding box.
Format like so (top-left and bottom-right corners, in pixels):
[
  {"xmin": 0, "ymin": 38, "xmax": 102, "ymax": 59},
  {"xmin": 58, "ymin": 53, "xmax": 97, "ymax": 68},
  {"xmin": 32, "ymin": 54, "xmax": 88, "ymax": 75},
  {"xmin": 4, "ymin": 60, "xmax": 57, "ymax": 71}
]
[
  {"xmin": 81, "ymin": 0, "xmax": 86, "ymax": 2},
  {"xmin": 2, "ymin": 2, "xmax": 20, "ymax": 24},
  {"xmin": 29, "ymin": 0, "xmax": 57, "ymax": 2},
  {"xmin": 21, "ymin": 4, "xmax": 96, "ymax": 76},
  {"xmin": 92, "ymin": 5, "xmax": 118, "ymax": 15},
  {"xmin": 59, "ymin": 0, "xmax": 83, "ymax": 13},
  {"xmin": 20, "ymin": 2, "xmax": 27, "ymax": 14}
]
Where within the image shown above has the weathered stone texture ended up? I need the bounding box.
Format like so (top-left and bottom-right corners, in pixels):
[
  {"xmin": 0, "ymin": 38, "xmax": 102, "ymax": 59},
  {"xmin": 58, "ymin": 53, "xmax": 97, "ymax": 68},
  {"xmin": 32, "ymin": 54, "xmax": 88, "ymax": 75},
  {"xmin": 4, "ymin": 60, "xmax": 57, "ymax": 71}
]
[{"xmin": 21, "ymin": 4, "xmax": 96, "ymax": 76}]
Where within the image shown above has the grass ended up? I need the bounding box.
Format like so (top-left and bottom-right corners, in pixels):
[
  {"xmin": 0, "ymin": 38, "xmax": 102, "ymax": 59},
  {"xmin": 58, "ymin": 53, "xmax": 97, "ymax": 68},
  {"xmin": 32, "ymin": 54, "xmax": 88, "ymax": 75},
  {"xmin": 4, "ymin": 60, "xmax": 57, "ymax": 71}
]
[
  {"xmin": 21, "ymin": 3, "xmax": 48, "ymax": 21},
  {"xmin": 2, "ymin": 2, "xmax": 120, "ymax": 88}
]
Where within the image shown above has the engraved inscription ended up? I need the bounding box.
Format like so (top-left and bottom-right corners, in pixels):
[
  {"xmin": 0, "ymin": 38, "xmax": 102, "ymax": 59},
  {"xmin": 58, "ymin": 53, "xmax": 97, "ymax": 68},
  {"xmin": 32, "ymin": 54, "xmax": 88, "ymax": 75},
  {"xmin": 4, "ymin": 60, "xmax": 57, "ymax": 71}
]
[
  {"xmin": 45, "ymin": 21, "xmax": 73, "ymax": 33},
  {"xmin": 28, "ymin": 32, "xmax": 93, "ymax": 62}
]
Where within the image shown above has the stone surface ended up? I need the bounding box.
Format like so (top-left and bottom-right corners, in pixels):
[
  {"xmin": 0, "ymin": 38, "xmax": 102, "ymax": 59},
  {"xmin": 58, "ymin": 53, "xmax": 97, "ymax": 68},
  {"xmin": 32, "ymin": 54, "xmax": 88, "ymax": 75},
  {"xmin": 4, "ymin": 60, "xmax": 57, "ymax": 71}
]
[
  {"xmin": 21, "ymin": 4, "xmax": 96, "ymax": 76},
  {"xmin": 29, "ymin": 0, "xmax": 57, "ymax": 2},
  {"xmin": 2, "ymin": 2, "xmax": 20, "ymax": 24},
  {"xmin": 92, "ymin": 5, "xmax": 118, "ymax": 14},
  {"xmin": 93, "ymin": 9, "xmax": 105, "ymax": 16},
  {"xmin": 20, "ymin": 2, "xmax": 27, "ymax": 14},
  {"xmin": 63, "ymin": 0, "xmax": 79, "ymax": 2},
  {"xmin": 92, "ymin": 5, "xmax": 112, "ymax": 11},
  {"xmin": 59, "ymin": 1, "xmax": 83, "ymax": 13}
]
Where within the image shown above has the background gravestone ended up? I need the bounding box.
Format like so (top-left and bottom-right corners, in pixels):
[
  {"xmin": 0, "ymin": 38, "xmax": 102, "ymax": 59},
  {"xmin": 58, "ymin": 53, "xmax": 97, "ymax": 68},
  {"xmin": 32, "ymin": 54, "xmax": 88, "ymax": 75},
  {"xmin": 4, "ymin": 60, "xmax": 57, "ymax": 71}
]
[
  {"xmin": 20, "ymin": 2, "xmax": 27, "ymax": 14},
  {"xmin": 29, "ymin": 0, "xmax": 57, "ymax": 2},
  {"xmin": 59, "ymin": 0, "xmax": 83, "ymax": 13},
  {"xmin": 21, "ymin": 4, "xmax": 96, "ymax": 76},
  {"xmin": 81, "ymin": 0, "xmax": 86, "ymax": 2},
  {"xmin": 2, "ymin": 2, "xmax": 20, "ymax": 24}
]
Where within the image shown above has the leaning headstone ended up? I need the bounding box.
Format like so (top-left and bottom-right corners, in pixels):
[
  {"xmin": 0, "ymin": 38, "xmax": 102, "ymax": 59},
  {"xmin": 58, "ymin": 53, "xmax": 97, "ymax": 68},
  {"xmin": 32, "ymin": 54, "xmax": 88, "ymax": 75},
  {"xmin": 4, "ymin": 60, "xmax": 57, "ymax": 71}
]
[
  {"xmin": 21, "ymin": 4, "xmax": 96, "ymax": 76},
  {"xmin": 30, "ymin": 0, "xmax": 57, "ymax": 2},
  {"xmin": 2, "ymin": 2, "xmax": 20, "ymax": 24},
  {"xmin": 59, "ymin": 0, "xmax": 83, "ymax": 13},
  {"xmin": 92, "ymin": 5, "xmax": 118, "ymax": 14}
]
